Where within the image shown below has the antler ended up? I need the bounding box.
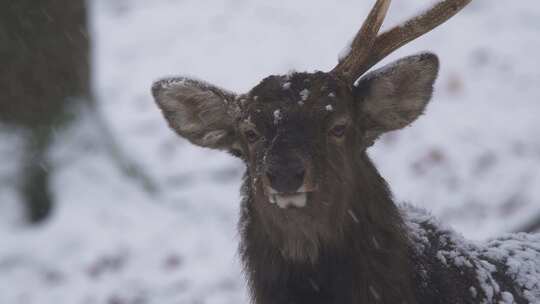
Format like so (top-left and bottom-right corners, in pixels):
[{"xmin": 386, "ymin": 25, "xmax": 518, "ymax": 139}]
[
  {"xmin": 331, "ymin": 0, "xmax": 472, "ymax": 83},
  {"xmin": 331, "ymin": 0, "xmax": 391, "ymax": 83}
]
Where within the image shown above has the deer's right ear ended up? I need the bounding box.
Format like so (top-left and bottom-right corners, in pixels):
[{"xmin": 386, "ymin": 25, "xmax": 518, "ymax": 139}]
[{"xmin": 152, "ymin": 77, "xmax": 239, "ymax": 150}]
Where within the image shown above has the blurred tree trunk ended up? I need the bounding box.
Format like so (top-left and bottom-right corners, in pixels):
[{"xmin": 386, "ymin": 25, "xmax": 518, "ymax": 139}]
[{"xmin": 0, "ymin": 0, "xmax": 90, "ymax": 223}]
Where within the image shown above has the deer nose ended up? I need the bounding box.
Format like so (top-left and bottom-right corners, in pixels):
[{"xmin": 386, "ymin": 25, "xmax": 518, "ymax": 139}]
[{"xmin": 266, "ymin": 161, "xmax": 305, "ymax": 193}]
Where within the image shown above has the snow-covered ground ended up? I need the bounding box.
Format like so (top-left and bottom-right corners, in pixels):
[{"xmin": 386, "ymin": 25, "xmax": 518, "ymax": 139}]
[{"xmin": 1, "ymin": 0, "xmax": 539, "ymax": 303}]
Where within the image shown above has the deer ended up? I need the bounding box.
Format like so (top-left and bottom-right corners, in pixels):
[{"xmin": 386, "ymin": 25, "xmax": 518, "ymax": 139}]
[{"xmin": 151, "ymin": 0, "xmax": 540, "ymax": 303}]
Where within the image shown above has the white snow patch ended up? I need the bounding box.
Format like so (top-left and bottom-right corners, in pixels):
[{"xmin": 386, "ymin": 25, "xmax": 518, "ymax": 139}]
[
  {"xmin": 299, "ymin": 89, "xmax": 310, "ymax": 101},
  {"xmin": 436, "ymin": 251, "xmax": 447, "ymax": 265},
  {"xmin": 273, "ymin": 109, "xmax": 282, "ymax": 125},
  {"xmin": 403, "ymin": 204, "xmax": 540, "ymax": 303},
  {"xmin": 501, "ymin": 291, "xmax": 514, "ymax": 303},
  {"xmin": 201, "ymin": 129, "xmax": 227, "ymax": 145},
  {"xmin": 470, "ymin": 286, "xmax": 477, "ymax": 299},
  {"xmin": 154, "ymin": 77, "xmax": 188, "ymax": 91},
  {"xmin": 286, "ymin": 70, "xmax": 295, "ymax": 78}
]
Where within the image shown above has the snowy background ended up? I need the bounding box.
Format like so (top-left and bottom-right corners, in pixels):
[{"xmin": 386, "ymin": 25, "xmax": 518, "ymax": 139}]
[{"xmin": 1, "ymin": 0, "xmax": 540, "ymax": 303}]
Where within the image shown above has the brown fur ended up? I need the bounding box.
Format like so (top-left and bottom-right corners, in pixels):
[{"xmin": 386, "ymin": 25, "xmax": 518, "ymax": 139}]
[
  {"xmin": 239, "ymin": 151, "xmax": 416, "ymax": 303},
  {"xmin": 153, "ymin": 53, "xmax": 440, "ymax": 303},
  {"xmin": 154, "ymin": 49, "xmax": 540, "ymax": 303}
]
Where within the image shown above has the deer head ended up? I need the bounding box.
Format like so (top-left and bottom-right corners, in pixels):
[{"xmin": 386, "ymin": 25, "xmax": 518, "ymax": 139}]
[{"xmin": 152, "ymin": 0, "xmax": 470, "ymax": 211}]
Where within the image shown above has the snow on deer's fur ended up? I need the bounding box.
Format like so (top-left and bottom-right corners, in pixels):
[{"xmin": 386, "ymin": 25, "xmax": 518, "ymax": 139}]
[{"xmin": 152, "ymin": 0, "xmax": 540, "ymax": 303}]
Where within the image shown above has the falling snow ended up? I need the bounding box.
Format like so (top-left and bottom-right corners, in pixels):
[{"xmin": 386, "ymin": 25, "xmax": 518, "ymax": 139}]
[
  {"xmin": 308, "ymin": 278, "xmax": 320, "ymax": 292},
  {"xmin": 348, "ymin": 209, "xmax": 359, "ymax": 223},
  {"xmin": 369, "ymin": 285, "xmax": 381, "ymax": 301},
  {"xmin": 372, "ymin": 236, "xmax": 381, "ymax": 250},
  {"xmin": 1, "ymin": 1, "xmax": 540, "ymax": 303}
]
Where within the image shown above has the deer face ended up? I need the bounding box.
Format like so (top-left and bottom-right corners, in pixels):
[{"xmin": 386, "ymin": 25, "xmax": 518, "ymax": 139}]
[
  {"xmin": 236, "ymin": 72, "xmax": 353, "ymax": 209},
  {"xmin": 153, "ymin": 0, "xmax": 471, "ymax": 214},
  {"xmin": 152, "ymin": 53, "xmax": 439, "ymax": 210}
]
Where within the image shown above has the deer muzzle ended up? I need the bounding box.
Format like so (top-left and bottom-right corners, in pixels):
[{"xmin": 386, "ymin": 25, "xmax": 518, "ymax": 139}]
[{"xmin": 262, "ymin": 155, "xmax": 317, "ymax": 208}]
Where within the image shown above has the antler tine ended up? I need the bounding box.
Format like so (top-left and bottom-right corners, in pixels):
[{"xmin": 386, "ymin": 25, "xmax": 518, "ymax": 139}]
[
  {"xmin": 331, "ymin": 0, "xmax": 391, "ymax": 83},
  {"xmin": 359, "ymin": 0, "xmax": 472, "ymax": 77},
  {"xmin": 332, "ymin": 0, "xmax": 472, "ymax": 84}
]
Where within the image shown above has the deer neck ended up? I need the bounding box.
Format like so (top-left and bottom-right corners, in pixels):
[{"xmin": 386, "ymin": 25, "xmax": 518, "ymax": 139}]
[
  {"xmin": 240, "ymin": 153, "xmax": 416, "ymax": 302},
  {"xmin": 242, "ymin": 153, "xmax": 410, "ymax": 261}
]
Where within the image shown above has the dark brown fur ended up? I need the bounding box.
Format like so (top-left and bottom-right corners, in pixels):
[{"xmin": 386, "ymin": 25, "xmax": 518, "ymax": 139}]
[
  {"xmin": 153, "ymin": 52, "xmax": 540, "ymax": 303},
  {"xmin": 239, "ymin": 152, "xmax": 415, "ymax": 303},
  {"xmin": 153, "ymin": 54, "xmax": 439, "ymax": 303}
]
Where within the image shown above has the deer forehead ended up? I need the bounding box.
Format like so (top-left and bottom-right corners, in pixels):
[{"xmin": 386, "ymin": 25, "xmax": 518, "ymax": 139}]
[{"xmin": 240, "ymin": 72, "xmax": 352, "ymax": 128}]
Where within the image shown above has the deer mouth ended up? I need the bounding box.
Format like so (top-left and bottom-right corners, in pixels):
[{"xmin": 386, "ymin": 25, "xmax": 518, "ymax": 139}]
[
  {"xmin": 264, "ymin": 183, "xmax": 319, "ymax": 209},
  {"xmin": 268, "ymin": 192, "xmax": 307, "ymax": 209}
]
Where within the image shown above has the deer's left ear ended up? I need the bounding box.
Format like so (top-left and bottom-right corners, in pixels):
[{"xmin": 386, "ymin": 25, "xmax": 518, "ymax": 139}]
[
  {"xmin": 152, "ymin": 77, "xmax": 238, "ymax": 150},
  {"xmin": 354, "ymin": 53, "xmax": 439, "ymax": 144}
]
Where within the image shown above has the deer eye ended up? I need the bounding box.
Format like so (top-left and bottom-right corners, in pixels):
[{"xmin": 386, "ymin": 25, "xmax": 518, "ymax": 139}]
[
  {"xmin": 329, "ymin": 124, "xmax": 347, "ymax": 138},
  {"xmin": 244, "ymin": 129, "xmax": 260, "ymax": 143}
]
